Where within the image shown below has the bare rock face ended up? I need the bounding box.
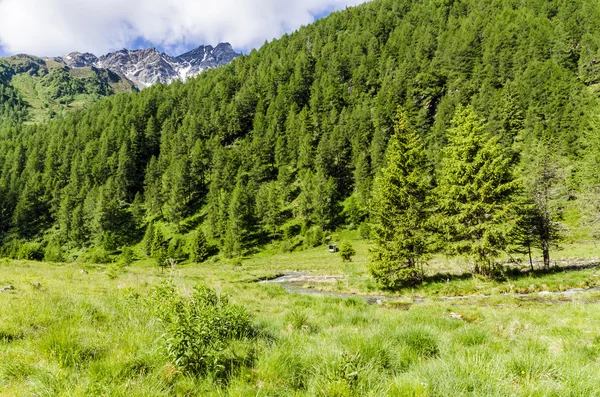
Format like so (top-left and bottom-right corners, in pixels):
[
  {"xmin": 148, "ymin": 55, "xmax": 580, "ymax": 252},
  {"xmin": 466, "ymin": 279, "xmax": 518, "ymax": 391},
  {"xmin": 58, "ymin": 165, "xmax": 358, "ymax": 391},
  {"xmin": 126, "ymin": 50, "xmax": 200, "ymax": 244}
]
[
  {"xmin": 61, "ymin": 52, "xmax": 99, "ymax": 68},
  {"xmin": 60, "ymin": 43, "xmax": 241, "ymax": 90}
]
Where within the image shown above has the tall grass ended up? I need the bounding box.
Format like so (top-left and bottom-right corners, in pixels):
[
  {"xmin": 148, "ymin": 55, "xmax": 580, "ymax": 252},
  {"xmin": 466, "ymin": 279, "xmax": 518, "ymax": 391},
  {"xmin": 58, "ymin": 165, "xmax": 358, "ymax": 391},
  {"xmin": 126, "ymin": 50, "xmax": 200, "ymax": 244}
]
[{"xmin": 2, "ymin": 254, "xmax": 600, "ymax": 395}]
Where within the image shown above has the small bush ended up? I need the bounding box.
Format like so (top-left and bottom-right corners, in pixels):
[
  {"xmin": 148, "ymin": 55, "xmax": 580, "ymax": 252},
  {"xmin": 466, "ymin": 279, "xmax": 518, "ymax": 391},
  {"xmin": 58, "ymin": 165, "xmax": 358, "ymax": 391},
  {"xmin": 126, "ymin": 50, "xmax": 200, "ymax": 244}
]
[
  {"xmin": 44, "ymin": 241, "xmax": 64, "ymax": 263},
  {"xmin": 120, "ymin": 246, "xmax": 134, "ymax": 266},
  {"xmin": 339, "ymin": 242, "xmax": 356, "ymax": 262},
  {"xmin": 304, "ymin": 226, "xmax": 324, "ymax": 248},
  {"xmin": 84, "ymin": 247, "xmax": 113, "ymax": 264},
  {"xmin": 230, "ymin": 257, "xmax": 243, "ymax": 267},
  {"xmin": 106, "ymin": 263, "xmax": 121, "ymax": 280},
  {"xmin": 151, "ymin": 282, "xmax": 256, "ymax": 378},
  {"xmin": 17, "ymin": 242, "xmax": 45, "ymax": 261}
]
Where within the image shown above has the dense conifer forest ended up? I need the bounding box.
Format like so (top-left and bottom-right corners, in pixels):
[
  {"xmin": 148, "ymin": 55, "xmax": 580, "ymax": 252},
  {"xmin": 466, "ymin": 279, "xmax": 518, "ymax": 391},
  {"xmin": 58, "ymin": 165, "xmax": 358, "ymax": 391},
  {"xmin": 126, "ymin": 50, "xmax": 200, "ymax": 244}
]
[{"xmin": 1, "ymin": 0, "xmax": 600, "ymax": 276}]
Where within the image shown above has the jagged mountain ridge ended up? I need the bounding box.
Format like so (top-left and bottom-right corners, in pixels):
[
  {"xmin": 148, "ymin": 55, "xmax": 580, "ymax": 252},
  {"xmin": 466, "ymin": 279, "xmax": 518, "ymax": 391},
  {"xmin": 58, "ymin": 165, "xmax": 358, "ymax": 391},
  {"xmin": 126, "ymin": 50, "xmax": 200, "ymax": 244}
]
[{"xmin": 54, "ymin": 43, "xmax": 240, "ymax": 89}]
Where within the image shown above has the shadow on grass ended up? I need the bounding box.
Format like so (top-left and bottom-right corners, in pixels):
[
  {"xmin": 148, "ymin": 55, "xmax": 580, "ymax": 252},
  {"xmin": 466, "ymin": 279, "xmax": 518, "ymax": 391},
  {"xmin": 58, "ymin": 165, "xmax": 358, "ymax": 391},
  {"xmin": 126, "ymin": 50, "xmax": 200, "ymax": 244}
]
[{"xmin": 420, "ymin": 260, "xmax": 600, "ymax": 287}]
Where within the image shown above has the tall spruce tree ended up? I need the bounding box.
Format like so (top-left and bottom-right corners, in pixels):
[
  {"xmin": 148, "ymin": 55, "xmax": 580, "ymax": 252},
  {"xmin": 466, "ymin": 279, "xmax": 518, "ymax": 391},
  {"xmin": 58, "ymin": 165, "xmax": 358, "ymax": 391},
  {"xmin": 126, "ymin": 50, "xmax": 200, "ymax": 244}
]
[
  {"xmin": 436, "ymin": 106, "xmax": 518, "ymax": 275},
  {"xmin": 369, "ymin": 109, "xmax": 432, "ymax": 289}
]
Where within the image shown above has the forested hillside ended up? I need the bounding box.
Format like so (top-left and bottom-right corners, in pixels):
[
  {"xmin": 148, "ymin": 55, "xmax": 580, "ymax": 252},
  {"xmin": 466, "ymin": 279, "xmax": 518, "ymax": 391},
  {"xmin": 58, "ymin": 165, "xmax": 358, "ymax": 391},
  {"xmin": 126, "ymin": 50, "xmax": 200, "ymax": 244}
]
[{"xmin": 1, "ymin": 0, "xmax": 600, "ymax": 263}]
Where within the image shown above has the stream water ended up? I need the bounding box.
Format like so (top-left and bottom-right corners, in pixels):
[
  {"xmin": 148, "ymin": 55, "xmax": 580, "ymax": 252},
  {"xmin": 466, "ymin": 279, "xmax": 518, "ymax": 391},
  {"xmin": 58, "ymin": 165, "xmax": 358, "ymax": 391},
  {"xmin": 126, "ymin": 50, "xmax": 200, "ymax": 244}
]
[{"xmin": 260, "ymin": 272, "xmax": 600, "ymax": 306}]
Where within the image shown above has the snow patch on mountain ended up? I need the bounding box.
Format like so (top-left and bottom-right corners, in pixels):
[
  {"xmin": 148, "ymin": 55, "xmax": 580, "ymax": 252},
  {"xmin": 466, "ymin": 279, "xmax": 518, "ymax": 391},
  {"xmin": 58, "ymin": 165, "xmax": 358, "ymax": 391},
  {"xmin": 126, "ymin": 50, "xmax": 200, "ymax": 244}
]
[{"xmin": 52, "ymin": 43, "xmax": 240, "ymax": 90}]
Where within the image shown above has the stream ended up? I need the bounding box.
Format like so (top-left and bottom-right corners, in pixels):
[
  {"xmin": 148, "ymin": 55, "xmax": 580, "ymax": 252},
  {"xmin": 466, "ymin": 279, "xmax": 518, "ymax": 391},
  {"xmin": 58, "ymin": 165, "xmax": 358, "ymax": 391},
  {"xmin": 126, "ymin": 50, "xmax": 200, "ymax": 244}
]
[{"xmin": 260, "ymin": 272, "xmax": 600, "ymax": 306}]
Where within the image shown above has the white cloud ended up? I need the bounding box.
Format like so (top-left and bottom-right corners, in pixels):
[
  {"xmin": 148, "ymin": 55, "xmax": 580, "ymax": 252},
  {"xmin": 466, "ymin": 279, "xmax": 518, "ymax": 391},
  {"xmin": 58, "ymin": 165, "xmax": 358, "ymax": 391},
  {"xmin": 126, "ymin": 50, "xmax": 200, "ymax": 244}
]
[{"xmin": 0, "ymin": 0, "xmax": 369, "ymax": 56}]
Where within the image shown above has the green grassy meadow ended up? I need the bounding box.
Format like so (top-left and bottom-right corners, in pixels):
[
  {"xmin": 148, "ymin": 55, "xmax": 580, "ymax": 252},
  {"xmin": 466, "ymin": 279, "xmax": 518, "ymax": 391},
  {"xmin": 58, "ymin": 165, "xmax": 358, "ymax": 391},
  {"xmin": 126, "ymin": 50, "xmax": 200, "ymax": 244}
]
[{"xmin": 2, "ymin": 238, "xmax": 600, "ymax": 396}]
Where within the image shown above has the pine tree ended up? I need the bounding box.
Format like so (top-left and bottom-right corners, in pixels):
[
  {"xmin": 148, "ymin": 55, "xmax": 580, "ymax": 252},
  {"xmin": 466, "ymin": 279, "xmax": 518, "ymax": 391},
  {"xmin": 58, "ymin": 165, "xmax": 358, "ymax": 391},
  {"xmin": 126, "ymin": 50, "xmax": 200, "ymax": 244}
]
[
  {"xmin": 339, "ymin": 242, "xmax": 356, "ymax": 262},
  {"xmin": 369, "ymin": 109, "xmax": 432, "ymax": 289},
  {"xmin": 436, "ymin": 106, "xmax": 518, "ymax": 276},
  {"xmin": 142, "ymin": 223, "xmax": 155, "ymax": 257},
  {"xmin": 190, "ymin": 228, "xmax": 209, "ymax": 263},
  {"xmin": 151, "ymin": 228, "xmax": 169, "ymax": 271}
]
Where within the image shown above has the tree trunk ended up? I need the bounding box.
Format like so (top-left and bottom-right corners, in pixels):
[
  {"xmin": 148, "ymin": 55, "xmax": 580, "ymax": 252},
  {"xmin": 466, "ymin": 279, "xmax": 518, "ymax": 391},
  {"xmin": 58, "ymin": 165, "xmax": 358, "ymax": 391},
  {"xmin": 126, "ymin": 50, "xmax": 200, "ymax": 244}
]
[{"xmin": 542, "ymin": 241, "xmax": 550, "ymax": 269}]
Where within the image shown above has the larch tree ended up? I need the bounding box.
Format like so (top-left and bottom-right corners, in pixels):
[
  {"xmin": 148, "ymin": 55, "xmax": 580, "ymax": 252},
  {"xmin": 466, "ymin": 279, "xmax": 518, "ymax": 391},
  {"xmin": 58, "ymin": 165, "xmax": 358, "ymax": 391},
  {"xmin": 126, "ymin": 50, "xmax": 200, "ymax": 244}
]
[
  {"xmin": 369, "ymin": 108, "xmax": 432, "ymax": 289},
  {"xmin": 436, "ymin": 105, "xmax": 519, "ymax": 276},
  {"xmin": 151, "ymin": 227, "xmax": 169, "ymax": 271},
  {"xmin": 519, "ymin": 134, "xmax": 566, "ymax": 269}
]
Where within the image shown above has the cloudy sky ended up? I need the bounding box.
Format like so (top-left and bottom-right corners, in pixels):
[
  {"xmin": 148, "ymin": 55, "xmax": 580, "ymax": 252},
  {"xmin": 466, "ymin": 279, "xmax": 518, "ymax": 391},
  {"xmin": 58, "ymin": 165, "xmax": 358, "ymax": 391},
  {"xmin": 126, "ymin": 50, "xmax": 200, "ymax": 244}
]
[{"xmin": 0, "ymin": 0, "xmax": 369, "ymax": 57}]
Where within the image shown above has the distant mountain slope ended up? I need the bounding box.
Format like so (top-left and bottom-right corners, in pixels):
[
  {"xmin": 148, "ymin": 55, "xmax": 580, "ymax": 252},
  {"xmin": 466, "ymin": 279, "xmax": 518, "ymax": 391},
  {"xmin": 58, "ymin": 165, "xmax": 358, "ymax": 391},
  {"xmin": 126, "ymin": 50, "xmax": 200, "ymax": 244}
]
[
  {"xmin": 0, "ymin": 43, "xmax": 240, "ymax": 123},
  {"xmin": 0, "ymin": 54, "xmax": 137, "ymax": 123}
]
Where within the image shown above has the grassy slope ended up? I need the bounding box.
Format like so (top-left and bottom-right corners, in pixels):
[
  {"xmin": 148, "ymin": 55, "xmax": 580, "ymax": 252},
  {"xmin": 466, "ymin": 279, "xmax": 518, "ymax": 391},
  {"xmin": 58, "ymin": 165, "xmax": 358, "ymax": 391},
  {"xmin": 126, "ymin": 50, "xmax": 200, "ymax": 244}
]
[
  {"xmin": 0, "ymin": 55, "xmax": 136, "ymax": 123},
  {"xmin": 2, "ymin": 240, "xmax": 600, "ymax": 395}
]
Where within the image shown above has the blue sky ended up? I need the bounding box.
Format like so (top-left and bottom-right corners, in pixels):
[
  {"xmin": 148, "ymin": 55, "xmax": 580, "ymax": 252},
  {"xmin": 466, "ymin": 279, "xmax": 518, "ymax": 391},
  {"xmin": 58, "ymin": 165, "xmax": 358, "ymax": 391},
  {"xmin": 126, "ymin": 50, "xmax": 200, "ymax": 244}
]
[{"xmin": 0, "ymin": 1, "xmax": 368, "ymax": 57}]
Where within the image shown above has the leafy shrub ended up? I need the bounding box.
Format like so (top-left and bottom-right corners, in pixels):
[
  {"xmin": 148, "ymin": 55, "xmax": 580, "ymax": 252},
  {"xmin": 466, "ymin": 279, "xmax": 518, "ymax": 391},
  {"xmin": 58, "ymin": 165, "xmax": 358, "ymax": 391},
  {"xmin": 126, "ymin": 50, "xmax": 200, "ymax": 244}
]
[
  {"xmin": 44, "ymin": 240, "xmax": 64, "ymax": 263},
  {"xmin": 151, "ymin": 282, "xmax": 256, "ymax": 377},
  {"xmin": 17, "ymin": 242, "xmax": 45, "ymax": 261},
  {"xmin": 339, "ymin": 242, "xmax": 356, "ymax": 262},
  {"xmin": 229, "ymin": 257, "xmax": 243, "ymax": 267},
  {"xmin": 106, "ymin": 262, "xmax": 121, "ymax": 280},
  {"xmin": 0, "ymin": 239, "xmax": 22, "ymax": 259},
  {"xmin": 120, "ymin": 246, "xmax": 134, "ymax": 266},
  {"xmin": 304, "ymin": 226, "xmax": 324, "ymax": 248},
  {"xmin": 83, "ymin": 247, "xmax": 113, "ymax": 264}
]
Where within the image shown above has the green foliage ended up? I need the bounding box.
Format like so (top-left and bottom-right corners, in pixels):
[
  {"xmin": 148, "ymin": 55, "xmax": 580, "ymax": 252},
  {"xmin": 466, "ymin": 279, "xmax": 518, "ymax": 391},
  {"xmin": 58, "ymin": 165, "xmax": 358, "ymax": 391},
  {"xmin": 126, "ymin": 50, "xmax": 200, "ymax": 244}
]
[
  {"xmin": 358, "ymin": 222, "xmax": 371, "ymax": 240},
  {"xmin": 189, "ymin": 229, "xmax": 209, "ymax": 263},
  {"xmin": 82, "ymin": 247, "xmax": 113, "ymax": 264},
  {"xmin": 167, "ymin": 235, "xmax": 186, "ymax": 261},
  {"xmin": 0, "ymin": 55, "xmax": 135, "ymax": 123},
  {"xmin": 435, "ymin": 106, "xmax": 519, "ymax": 275},
  {"xmin": 304, "ymin": 226, "xmax": 324, "ymax": 248},
  {"xmin": 150, "ymin": 228, "xmax": 169, "ymax": 270},
  {"xmin": 518, "ymin": 137, "xmax": 567, "ymax": 268},
  {"xmin": 0, "ymin": 0, "xmax": 597, "ymax": 271},
  {"xmin": 369, "ymin": 109, "xmax": 431, "ymax": 288},
  {"xmin": 17, "ymin": 241, "xmax": 44, "ymax": 261},
  {"xmin": 339, "ymin": 242, "xmax": 356, "ymax": 262},
  {"xmin": 43, "ymin": 238, "xmax": 63, "ymax": 263},
  {"xmin": 150, "ymin": 282, "xmax": 255, "ymax": 377},
  {"xmin": 142, "ymin": 223, "xmax": 155, "ymax": 257},
  {"xmin": 120, "ymin": 246, "xmax": 134, "ymax": 266}
]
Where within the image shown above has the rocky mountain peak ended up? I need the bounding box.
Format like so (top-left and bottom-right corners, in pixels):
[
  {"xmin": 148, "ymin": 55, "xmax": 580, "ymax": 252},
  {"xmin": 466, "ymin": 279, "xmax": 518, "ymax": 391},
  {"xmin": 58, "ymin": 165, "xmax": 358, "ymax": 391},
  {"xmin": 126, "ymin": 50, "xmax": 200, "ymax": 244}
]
[
  {"xmin": 62, "ymin": 52, "xmax": 98, "ymax": 68},
  {"xmin": 51, "ymin": 43, "xmax": 240, "ymax": 90}
]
